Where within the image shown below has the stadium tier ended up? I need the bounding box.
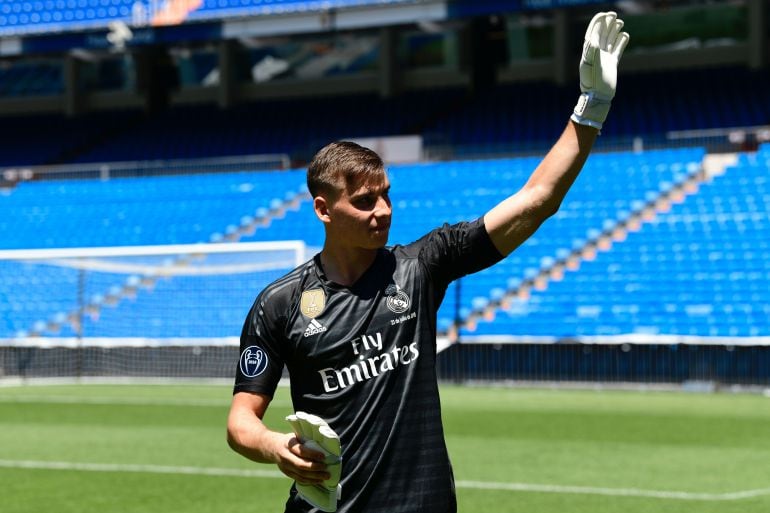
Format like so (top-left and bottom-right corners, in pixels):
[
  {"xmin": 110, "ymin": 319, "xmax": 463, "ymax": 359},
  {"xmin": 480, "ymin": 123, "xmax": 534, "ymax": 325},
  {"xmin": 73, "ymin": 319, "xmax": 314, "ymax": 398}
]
[
  {"xmin": 0, "ymin": 61, "xmax": 63, "ymax": 97},
  {"xmin": 0, "ymin": 0, "xmax": 419, "ymax": 36},
  {"xmin": 69, "ymin": 90, "xmax": 462, "ymax": 163},
  {"xmin": 0, "ymin": 166, "xmax": 308, "ymax": 337},
  {"xmin": 239, "ymin": 148, "xmax": 708, "ymax": 335},
  {"xmin": 437, "ymin": 67, "xmax": 770, "ymax": 156},
  {"xmin": 1, "ymin": 167, "xmax": 306, "ymax": 249},
  {"xmin": 0, "ymin": 0, "xmax": 132, "ymax": 35},
  {"xmin": 187, "ymin": 0, "xmax": 419, "ymax": 22},
  {"xmin": 469, "ymin": 162, "xmax": 770, "ymax": 339},
  {"xmin": 8, "ymin": 144, "xmax": 766, "ymax": 343},
  {"xmin": 0, "ymin": 110, "xmax": 147, "ymax": 167},
  {"xmin": 2, "ymin": 67, "xmax": 768, "ymax": 166}
]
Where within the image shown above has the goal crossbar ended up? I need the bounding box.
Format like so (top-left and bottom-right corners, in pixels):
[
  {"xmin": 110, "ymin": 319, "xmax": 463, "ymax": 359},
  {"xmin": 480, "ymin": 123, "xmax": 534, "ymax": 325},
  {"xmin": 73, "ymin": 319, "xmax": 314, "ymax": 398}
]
[{"xmin": 0, "ymin": 241, "xmax": 307, "ymax": 264}]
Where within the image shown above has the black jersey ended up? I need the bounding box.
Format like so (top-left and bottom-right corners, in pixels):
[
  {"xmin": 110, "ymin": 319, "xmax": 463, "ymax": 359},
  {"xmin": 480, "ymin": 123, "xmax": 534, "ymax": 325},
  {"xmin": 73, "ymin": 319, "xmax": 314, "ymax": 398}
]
[{"xmin": 234, "ymin": 217, "xmax": 503, "ymax": 513}]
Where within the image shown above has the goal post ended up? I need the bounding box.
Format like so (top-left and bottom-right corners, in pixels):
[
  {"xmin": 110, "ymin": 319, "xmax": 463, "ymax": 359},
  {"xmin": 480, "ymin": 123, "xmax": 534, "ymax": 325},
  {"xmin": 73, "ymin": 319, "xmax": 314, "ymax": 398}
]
[{"xmin": 0, "ymin": 241, "xmax": 308, "ymax": 381}]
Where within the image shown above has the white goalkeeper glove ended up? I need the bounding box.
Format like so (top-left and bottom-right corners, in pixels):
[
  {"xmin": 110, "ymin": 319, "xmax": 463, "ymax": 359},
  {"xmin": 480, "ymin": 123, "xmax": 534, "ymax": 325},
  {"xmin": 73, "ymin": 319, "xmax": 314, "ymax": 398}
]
[
  {"xmin": 571, "ymin": 11, "xmax": 630, "ymax": 130},
  {"xmin": 286, "ymin": 412, "xmax": 342, "ymax": 512}
]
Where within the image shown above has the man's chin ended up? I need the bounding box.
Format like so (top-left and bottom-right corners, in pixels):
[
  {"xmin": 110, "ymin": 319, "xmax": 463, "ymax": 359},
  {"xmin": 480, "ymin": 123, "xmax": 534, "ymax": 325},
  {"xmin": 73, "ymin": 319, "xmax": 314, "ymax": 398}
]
[{"xmin": 369, "ymin": 230, "xmax": 389, "ymax": 246}]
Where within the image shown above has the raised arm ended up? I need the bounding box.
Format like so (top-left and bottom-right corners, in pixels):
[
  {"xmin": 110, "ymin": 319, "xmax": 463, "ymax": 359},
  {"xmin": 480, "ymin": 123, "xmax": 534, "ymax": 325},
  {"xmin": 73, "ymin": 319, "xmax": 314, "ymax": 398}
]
[
  {"xmin": 485, "ymin": 121, "xmax": 597, "ymax": 256},
  {"xmin": 485, "ymin": 12, "xmax": 629, "ymax": 257}
]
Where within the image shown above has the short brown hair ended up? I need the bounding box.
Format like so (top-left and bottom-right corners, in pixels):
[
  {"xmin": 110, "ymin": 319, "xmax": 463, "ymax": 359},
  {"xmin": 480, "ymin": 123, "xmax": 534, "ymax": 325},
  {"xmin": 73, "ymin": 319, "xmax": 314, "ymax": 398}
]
[{"xmin": 307, "ymin": 141, "xmax": 385, "ymax": 199}]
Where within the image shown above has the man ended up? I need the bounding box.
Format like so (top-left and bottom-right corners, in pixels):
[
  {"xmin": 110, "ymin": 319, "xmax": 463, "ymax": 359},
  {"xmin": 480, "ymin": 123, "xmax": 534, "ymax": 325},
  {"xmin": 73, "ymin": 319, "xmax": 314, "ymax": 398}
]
[{"xmin": 227, "ymin": 11, "xmax": 629, "ymax": 513}]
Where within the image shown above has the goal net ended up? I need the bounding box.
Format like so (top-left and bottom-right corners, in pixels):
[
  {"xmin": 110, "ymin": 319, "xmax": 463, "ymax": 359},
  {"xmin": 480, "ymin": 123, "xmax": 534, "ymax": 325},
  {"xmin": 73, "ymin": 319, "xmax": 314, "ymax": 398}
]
[
  {"xmin": 0, "ymin": 241, "xmax": 308, "ymax": 381},
  {"xmin": 3, "ymin": 240, "xmax": 767, "ymax": 389}
]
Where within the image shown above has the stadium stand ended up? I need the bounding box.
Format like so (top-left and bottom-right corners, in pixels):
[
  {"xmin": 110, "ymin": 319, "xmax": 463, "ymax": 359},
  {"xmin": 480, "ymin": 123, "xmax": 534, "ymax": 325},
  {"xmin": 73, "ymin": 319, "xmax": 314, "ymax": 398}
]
[
  {"xmin": 0, "ymin": 60, "xmax": 63, "ymax": 97},
  {"xmin": 0, "ymin": 62, "xmax": 767, "ymax": 345},
  {"xmin": 0, "ymin": 168, "xmax": 306, "ymax": 249},
  {"xmin": 434, "ymin": 66, "xmax": 770, "ymax": 156},
  {"xmin": 470, "ymin": 148, "xmax": 770, "ymax": 339},
  {"xmin": 240, "ymin": 148, "xmax": 708, "ymax": 337},
  {"xmin": 435, "ymin": 145, "xmax": 770, "ymax": 384},
  {"xmin": 68, "ymin": 91, "xmax": 462, "ymax": 163},
  {"xmin": 0, "ymin": 0, "xmax": 417, "ymax": 36},
  {"xmin": 0, "ymin": 66, "xmax": 766, "ymax": 166},
  {"xmin": 0, "ymin": 110, "xmax": 146, "ymax": 167},
  {"xmin": 0, "ymin": 167, "xmax": 308, "ymax": 337},
  {"xmin": 0, "ymin": 0, "xmax": 132, "ymax": 35},
  {"xmin": 186, "ymin": 0, "xmax": 420, "ymax": 25},
  {"xmin": 0, "ymin": 146, "xmax": 715, "ymax": 340},
  {"xmin": 1, "ymin": 1, "xmax": 768, "ymax": 387}
]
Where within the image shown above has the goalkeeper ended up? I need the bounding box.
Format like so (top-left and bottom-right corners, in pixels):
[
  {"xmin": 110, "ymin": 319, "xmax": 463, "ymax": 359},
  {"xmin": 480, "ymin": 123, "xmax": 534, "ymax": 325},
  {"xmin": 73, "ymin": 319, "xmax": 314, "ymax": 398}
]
[{"xmin": 227, "ymin": 11, "xmax": 628, "ymax": 513}]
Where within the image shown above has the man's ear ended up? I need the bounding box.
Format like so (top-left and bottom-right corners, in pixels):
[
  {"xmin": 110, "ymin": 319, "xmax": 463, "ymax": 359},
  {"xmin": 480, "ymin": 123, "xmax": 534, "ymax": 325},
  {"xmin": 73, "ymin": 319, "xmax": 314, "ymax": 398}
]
[{"xmin": 314, "ymin": 196, "xmax": 331, "ymax": 224}]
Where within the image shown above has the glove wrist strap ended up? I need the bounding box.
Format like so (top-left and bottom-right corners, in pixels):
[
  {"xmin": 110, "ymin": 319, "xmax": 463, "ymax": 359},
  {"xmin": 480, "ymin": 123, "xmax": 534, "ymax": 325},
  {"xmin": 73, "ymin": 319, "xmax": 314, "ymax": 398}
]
[{"xmin": 571, "ymin": 92, "xmax": 611, "ymax": 130}]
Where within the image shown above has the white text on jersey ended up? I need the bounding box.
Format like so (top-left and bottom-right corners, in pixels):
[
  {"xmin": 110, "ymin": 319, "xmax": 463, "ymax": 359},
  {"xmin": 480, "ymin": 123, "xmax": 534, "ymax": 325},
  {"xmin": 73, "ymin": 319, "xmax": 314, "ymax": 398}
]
[{"xmin": 318, "ymin": 332, "xmax": 419, "ymax": 392}]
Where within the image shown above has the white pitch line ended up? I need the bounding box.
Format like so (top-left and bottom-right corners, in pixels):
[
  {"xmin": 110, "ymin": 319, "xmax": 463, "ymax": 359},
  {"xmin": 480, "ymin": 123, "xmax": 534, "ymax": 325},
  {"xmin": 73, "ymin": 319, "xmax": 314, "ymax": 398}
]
[
  {"xmin": 456, "ymin": 480, "xmax": 770, "ymax": 501},
  {"xmin": 0, "ymin": 460, "xmax": 285, "ymax": 479},
  {"xmin": 0, "ymin": 396, "xmax": 229, "ymax": 407},
  {"xmin": 0, "ymin": 460, "xmax": 768, "ymax": 501},
  {"xmin": 0, "ymin": 395, "xmax": 290, "ymax": 408}
]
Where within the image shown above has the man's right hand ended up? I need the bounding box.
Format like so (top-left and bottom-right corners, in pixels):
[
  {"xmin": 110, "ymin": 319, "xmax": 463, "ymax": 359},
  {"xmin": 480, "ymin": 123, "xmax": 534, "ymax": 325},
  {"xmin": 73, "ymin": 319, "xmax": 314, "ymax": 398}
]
[
  {"xmin": 226, "ymin": 392, "xmax": 330, "ymax": 486},
  {"xmin": 286, "ymin": 412, "xmax": 343, "ymax": 512},
  {"xmin": 273, "ymin": 432, "xmax": 331, "ymax": 485}
]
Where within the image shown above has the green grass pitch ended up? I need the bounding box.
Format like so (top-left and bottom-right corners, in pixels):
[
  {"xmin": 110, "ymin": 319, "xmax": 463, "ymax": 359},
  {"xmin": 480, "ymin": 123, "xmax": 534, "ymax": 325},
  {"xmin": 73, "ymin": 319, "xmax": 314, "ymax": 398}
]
[{"xmin": 1, "ymin": 383, "xmax": 768, "ymax": 513}]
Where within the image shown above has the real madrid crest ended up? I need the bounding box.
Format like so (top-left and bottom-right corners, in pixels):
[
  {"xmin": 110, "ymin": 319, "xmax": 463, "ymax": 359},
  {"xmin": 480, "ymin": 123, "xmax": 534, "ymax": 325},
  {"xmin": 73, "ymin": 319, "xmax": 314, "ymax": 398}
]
[
  {"xmin": 300, "ymin": 288, "xmax": 326, "ymax": 318},
  {"xmin": 385, "ymin": 283, "xmax": 411, "ymax": 314}
]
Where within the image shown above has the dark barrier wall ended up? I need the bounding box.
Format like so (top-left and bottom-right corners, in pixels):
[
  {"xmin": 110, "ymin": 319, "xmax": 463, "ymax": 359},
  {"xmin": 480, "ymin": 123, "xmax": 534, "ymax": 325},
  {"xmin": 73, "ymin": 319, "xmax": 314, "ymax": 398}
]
[{"xmin": 436, "ymin": 343, "xmax": 770, "ymax": 386}]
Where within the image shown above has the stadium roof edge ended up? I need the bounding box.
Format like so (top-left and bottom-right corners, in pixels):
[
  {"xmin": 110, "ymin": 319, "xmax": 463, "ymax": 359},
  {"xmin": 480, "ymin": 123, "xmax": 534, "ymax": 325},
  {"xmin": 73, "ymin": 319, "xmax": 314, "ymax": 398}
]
[{"xmin": 0, "ymin": 0, "xmax": 611, "ymax": 56}]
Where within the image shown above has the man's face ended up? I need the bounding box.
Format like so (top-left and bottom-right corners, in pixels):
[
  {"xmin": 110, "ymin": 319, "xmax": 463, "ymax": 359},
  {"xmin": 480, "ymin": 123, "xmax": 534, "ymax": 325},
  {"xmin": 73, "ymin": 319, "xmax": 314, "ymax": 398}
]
[{"xmin": 324, "ymin": 175, "xmax": 392, "ymax": 250}]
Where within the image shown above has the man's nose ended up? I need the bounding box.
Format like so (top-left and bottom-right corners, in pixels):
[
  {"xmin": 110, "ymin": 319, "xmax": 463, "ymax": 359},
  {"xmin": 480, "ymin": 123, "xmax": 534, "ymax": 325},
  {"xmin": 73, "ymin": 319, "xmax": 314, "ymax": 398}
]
[{"xmin": 375, "ymin": 196, "xmax": 391, "ymax": 216}]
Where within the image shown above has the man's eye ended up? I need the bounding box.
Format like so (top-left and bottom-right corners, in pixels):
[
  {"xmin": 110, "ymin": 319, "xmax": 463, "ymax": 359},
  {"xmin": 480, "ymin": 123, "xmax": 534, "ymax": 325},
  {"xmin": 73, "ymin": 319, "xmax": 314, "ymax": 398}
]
[{"xmin": 356, "ymin": 196, "xmax": 375, "ymax": 207}]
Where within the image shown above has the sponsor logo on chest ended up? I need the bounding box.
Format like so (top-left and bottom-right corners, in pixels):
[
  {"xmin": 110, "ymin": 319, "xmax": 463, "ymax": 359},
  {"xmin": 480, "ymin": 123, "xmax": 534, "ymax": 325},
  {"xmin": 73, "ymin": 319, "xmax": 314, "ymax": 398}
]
[
  {"xmin": 303, "ymin": 318, "xmax": 328, "ymax": 337},
  {"xmin": 317, "ymin": 331, "xmax": 420, "ymax": 393}
]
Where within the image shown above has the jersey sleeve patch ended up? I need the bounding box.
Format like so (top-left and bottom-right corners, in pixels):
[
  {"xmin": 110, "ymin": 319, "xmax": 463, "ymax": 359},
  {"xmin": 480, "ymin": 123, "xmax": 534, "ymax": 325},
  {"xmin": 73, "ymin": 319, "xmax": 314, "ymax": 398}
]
[{"xmin": 239, "ymin": 345, "xmax": 269, "ymax": 378}]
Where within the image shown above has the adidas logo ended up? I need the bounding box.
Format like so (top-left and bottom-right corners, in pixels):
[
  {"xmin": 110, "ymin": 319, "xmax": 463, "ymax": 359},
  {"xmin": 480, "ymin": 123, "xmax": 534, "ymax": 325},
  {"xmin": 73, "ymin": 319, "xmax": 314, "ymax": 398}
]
[{"xmin": 303, "ymin": 318, "xmax": 327, "ymax": 338}]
